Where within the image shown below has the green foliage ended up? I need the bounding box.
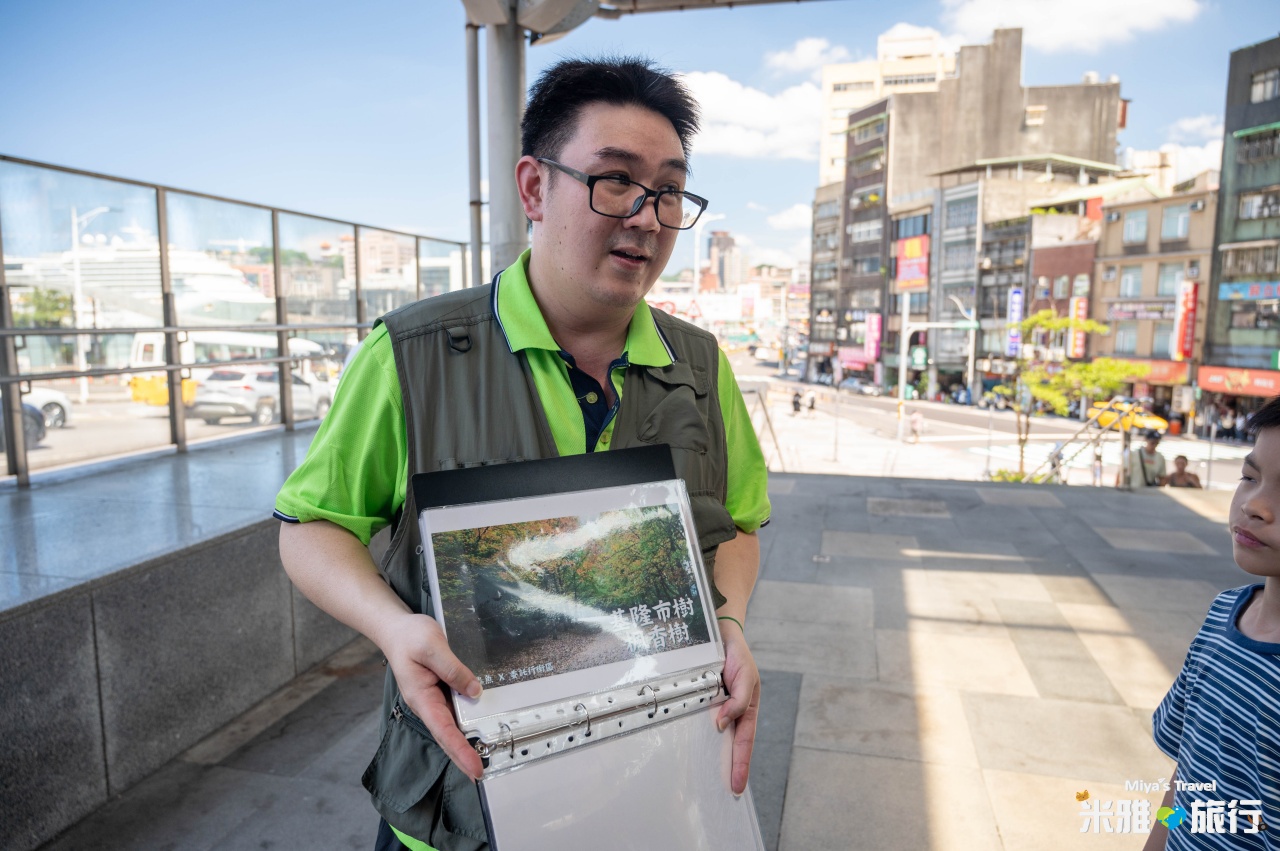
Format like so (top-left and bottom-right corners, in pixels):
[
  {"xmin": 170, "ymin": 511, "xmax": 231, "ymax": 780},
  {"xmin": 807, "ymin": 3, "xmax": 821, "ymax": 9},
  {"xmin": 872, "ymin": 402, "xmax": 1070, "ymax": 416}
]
[
  {"xmin": 990, "ymin": 468, "xmax": 1055, "ymax": 484},
  {"xmin": 15, "ymin": 287, "xmax": 72, "ymax": 328}
]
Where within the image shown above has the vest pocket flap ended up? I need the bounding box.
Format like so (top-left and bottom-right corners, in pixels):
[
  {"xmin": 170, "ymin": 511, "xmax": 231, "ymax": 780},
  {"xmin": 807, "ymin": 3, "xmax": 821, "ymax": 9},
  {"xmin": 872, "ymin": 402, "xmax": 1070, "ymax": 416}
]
[
  {"xmin": 637, "ymin": 390, "xmax": 711, "ymax": 453},
  {"xmin": 644, "ymin": 361, "xmax": 709, "ymax": 396},
  {"xmin": 362, "ymin": 700, "xmax": 449, "ymax": 814}
]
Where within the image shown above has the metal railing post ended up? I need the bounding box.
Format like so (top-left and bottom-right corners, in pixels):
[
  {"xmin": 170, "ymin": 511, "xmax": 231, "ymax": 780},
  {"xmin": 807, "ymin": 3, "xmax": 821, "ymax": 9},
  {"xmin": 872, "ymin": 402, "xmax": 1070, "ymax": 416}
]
[{"xmin": 156, "ymin": 188, "xmax": 188, "ymax": 451}]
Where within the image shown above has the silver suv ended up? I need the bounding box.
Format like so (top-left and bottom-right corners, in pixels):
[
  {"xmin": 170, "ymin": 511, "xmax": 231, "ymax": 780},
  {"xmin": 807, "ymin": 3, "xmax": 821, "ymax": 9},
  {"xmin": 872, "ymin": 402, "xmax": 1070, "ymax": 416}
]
[{"xmin": 191, "ymin": 369, "xmax": 331, "ymax": 426}]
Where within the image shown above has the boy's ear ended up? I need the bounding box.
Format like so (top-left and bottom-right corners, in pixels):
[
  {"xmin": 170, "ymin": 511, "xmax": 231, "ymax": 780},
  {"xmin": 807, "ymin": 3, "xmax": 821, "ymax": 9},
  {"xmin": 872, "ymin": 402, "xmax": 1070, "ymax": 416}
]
[{"xmin": 515, "ymin": 156, "xmax": 546, "ymax": 222}]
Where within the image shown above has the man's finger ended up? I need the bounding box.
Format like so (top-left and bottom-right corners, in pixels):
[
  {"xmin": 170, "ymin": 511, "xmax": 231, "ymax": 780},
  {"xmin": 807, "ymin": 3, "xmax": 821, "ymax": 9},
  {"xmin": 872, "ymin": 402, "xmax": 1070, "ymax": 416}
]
[
  {"xmin": 411, "ymin": 691, "xmax": 486, "ymax": 780},
  {"xmin": 418, "ymin": 628, "xmax": 484, "ymax": 699},
  {"xmin": 730, "ymin": 710, "xmax": 757, "ymax": 795}
]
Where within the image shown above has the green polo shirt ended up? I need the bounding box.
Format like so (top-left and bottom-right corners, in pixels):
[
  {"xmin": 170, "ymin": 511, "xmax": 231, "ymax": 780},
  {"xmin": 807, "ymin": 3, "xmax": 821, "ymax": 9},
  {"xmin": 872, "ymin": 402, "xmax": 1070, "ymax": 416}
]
[{"xmin": 275, "ymin": 251, "xmax": 770, "ymax": 547}]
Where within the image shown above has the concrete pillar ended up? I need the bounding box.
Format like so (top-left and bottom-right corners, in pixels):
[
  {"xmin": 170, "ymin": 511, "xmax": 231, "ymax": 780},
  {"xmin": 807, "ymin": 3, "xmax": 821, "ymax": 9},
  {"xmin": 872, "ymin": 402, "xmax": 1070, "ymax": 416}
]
[{"xmin": 486, "ymin": 15, "xmax": 527, "ymax": 273}]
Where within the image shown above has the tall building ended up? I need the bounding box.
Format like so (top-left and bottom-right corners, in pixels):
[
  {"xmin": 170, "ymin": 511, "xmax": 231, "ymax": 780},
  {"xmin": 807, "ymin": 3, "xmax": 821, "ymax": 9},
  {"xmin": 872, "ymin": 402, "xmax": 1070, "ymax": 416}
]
[
  {"xmin": 808, "ymin": 182, "xmax": 843, "ymax": 374},
  {"xmin": 1090, "ymin": 172, "xmax": 1218, "ymax": 421},
  {"xmin": 707, "ymin": 230, "xmax": 743, "ymax": 292},
  {"xmin": 1202, "ymin": 33, "xmax": 1280, "ymax": 421},
  {"xmin": 819, "ymin": 29, "xmax": 957, "ymax": 185}
]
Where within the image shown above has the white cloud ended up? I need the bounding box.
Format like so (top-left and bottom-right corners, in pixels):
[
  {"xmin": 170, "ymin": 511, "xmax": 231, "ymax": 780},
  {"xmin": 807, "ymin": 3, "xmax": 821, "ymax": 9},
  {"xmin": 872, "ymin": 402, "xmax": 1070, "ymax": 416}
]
[
  {"xmin": 765, "ymin": 38, "xmax": 851, "ymax": 75},
  {"xmin": 749, "ymin": 246, "xmax": 801, "ymax": 268},
  {"xmin": 1161, "ymin": 140, "xmax": 1223, "ymax": 183},
  {"xmin": 940, "ymin": 0, "xmax": 1202, "ymax": 54},
  {"xmin": 681, "ymin": 71, "xmax": 823, "ymax": 160},
  {"xmin": 745, "ymin": 201, "xmax": 767, "ymax": 212},
  {"xmin": 1168, "ymin": 114, "xmax": 1223, "ymax": 143},
  {"xmin": 767, "ymin": 203, "xmax": 813, "ymax": 231}
]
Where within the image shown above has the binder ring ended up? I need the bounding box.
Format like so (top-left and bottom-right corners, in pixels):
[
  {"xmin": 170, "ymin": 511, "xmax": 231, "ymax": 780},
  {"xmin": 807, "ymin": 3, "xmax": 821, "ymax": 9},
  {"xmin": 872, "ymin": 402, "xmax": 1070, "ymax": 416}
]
[
  {"xmin": 703, "ymin": 669, "xmax": 723, "ymax": 698},
  {"xmin": 639, "ymin": 684, "xmax": 659, "ymax": 717},
  {"xmin": 573, "ymin": 702, "xmax": 591, "ymax": 737},
  {"xmin": 498, "ymin": 721, "xmax": 515, "ymax": 758}
]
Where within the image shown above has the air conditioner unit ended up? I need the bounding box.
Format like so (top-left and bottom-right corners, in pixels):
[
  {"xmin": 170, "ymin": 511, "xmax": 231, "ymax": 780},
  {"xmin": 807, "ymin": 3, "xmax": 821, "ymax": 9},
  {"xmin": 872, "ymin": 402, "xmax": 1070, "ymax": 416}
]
[
  {"xmin": 1186, "ymin": 261, "xmax": 1201, "ymax": 279},
  {"xmin": 1105, "ymin": 211, "xmax": 1121, "ymax": 223},
  {"xmin": 1103, "ymin": 266, "xmax": 1117, "ymax": 281},
  {"xmin": 1190, "ymin": 199, "xmax": 1206, "ymax": 212}
]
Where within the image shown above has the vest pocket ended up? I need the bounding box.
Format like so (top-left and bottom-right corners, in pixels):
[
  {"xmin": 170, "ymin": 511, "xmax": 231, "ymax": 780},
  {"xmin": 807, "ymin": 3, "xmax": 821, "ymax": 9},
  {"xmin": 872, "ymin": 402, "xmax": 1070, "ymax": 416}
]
[{"xmin": 637, "ymin": 387, "xmax": 711, "ymax": 454}]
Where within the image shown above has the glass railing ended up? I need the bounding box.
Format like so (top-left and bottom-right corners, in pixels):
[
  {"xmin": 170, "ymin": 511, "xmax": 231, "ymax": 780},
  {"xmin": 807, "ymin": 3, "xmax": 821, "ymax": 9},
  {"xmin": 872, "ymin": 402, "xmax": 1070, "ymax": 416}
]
[{"xmin": 0, "ymin": 155, "xmax": 469, "ymax": 485}]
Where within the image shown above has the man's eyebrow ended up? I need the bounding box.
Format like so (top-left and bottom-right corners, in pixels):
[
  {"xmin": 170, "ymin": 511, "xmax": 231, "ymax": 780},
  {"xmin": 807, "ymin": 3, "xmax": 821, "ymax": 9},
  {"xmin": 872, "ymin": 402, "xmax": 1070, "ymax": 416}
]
[
  {"xmin": 592, "ymin": 147, "xmax": 689, "ymax": 175},
  {"xmin": 1244, "ymin": 453, "xmax": 1259, "ymax": 470}
]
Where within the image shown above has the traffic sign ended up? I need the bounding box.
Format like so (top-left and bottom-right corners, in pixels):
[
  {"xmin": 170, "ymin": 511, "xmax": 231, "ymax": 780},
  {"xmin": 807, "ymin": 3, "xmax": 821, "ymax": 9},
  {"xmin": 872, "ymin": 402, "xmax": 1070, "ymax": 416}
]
[
  {"xmin": 955, "ymin": 320, "xmax": 980, "ymax": 330},
  {"xmin": 910, "ymin": 345, "xmax": 928, "ymax": 369}
]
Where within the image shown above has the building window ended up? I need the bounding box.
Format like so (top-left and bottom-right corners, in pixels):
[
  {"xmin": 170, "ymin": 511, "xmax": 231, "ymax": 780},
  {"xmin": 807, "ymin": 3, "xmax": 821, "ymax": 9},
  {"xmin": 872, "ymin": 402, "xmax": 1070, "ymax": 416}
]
[
  {"xmin": 1152, "ymin": 321, "xmax": 1174, "ymax": 357},
  {"xmin": 1237, "ymin": 129, "xmax": 1280, "ymax": 163},
  {"xmin": 883, "ymin": 73, "xmax": 936, "ymax": 86},
  {"xmin": 1223, "ymin": 245, "xmax": 1279, "ymax": 276},
  {"xmin": 852, "ymin": 120, "xmax": 886, "ymax": 144},
  {"xmin": 1113, "ymin": 321, "xmax": 1138, "ymax": 354},
  {"xmin": 1053, "ymin": 275, "xmax": 1070, "ymax": 298},
  {"xmin": 850, "ymin": 188, "xmax": 883, "ymax": 209},
  {"xmin": 945, "ymin": 197, "xmax": 978, "ymax": 229},
  {"xmin": 1119, "ymin": 266, "xmax": 1143, "ymax": 298},
  {"xmin": 832, "ymin": 81, "xmax": 874, "ymax": 93},
  {"xmin": 897, "ymin": 292, "xmax": 929, "ymax": 312},
  {"xmin": 1161, "ymin": 203, "xmax": 1190, "ymax": 240},
  {"xmin": 849, "ymin": 219, "xmax": 883, "ymax": 242},
  {"xmin": 1122, "ymin": 210, "xmax": 1148, "ymax": 244},
  {"xmin": 943, "ymin": 241, "xmax": 976, "ymax": 272},
  {"xmin": 893, "ymin": 214, "xmax": 929, "ymax": 239},
  {"xmin": 1252, "ymin": 68, "xmax": 1280, "ymax": 104},
  {"xmin": 980, "ymin": 285, "xmax": 1010, "ymax": 319},
  {"xmin": 1073, "ymin": 274, "xmax": 1091, "ymax": 296},
  {"xmin": 1025, "ymin": 105, "xmax": 1047, "ymax": 127},
  {"xmin": 1239, "ymin": 189, "xmax": 1280, "ymax": 220},
  {"xmin": 851, "ymin": 255, "xmax": 881, "ymax": 276},
  {"xmin": 1157, "ymin": 262, "xmax": 1183, "ymax": 297},
  {"xmin": 849, "ymin": 151, "xmax": 885, "ymax": 177}
]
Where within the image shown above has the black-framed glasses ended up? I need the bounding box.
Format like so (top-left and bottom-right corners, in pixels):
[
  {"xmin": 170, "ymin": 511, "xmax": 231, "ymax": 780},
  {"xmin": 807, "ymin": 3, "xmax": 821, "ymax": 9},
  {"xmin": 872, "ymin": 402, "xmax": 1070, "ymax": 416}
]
[{"xmin": 537, "ymin": 158, "xmax": 709, "ymax": 230}]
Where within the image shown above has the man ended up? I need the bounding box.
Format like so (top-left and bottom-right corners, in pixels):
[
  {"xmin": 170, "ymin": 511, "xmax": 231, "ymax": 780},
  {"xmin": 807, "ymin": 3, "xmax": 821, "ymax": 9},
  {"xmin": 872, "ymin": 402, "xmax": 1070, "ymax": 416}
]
[
  {"xmin": 275, "ymin": 57, "xmax": 769, "ymax": 851},
  {"xmin": 1120, "ymin": 429, "xmax": 1167, "ymax": 489}
]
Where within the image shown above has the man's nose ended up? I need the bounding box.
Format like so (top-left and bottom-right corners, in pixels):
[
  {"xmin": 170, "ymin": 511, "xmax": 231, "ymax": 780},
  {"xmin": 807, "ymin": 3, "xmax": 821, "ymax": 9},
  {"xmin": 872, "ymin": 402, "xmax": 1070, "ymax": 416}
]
[
  {"xmin": 624, "ymin": 195, "xmax": 662, "ymax": 232},
  {"xmin": 1243, "ymin": 490, "xmax": 1276, "ymax": 523}
]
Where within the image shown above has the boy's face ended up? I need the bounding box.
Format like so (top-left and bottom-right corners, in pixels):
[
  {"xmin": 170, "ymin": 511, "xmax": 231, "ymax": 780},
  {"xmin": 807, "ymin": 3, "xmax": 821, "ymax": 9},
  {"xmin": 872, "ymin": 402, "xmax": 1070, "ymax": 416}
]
[{"xmin": 1231, "ymin": 428, "xmax": 1280, "ymax": 576}]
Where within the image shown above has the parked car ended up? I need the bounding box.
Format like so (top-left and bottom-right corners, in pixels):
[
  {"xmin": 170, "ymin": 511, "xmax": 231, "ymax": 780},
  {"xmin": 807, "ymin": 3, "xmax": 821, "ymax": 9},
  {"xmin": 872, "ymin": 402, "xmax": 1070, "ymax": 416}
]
[
  {"xmin": 0, "ymin": 398, "xmax": 47, "ymax": 451},
  {"xmin": 838, "ymin": 378, "xmax": 883, "ymax": 396},
  {"xmin": 1087, "ymin": 397, "xmax": 1168, "ymax": 433},
  {"xmin": 190, "ymin": 369, "xmax": 331, "ymax": 426},
  {"xmin": 22, "ymin": 386, "xmax": 72, "ymax": 428}
]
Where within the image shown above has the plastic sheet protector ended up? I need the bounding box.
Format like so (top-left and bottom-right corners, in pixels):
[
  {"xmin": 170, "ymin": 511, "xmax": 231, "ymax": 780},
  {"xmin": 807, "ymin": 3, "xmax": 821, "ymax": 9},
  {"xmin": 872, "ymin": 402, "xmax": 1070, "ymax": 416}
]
[{"xmin": 413, "ymin": 448, "xmax": 765, "ymax": 851}]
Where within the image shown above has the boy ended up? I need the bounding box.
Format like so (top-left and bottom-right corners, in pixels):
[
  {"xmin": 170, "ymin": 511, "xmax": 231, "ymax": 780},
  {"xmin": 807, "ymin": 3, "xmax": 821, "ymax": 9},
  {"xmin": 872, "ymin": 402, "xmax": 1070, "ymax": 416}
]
[{"xmin": 1143, "ymin": 394, "xmax": 1280, "ymax": 849}]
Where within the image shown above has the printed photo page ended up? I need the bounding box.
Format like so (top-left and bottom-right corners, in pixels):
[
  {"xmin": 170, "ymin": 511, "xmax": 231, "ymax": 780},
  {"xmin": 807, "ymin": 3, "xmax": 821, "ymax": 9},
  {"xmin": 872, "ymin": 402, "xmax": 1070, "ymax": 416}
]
[{"xmin": 420, "ymin": 480, "xmax": 723, "ymax": 725}]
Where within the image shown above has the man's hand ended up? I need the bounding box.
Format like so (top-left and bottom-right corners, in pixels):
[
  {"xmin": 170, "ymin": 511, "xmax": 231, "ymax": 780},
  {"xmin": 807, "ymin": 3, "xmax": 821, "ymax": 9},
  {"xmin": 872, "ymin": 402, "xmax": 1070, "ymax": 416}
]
[
  {"xmin": 716, "ymin": 621, "xmax": 760, "ymax": 795},
  {"xmin": 382, "ymin": 611, "xmax": 486, "ymax": 780}
]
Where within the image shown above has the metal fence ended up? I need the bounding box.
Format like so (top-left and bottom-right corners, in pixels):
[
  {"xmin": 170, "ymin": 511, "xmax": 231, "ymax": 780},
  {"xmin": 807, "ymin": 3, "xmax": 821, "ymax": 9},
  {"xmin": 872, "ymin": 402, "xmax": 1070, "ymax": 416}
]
[{"xmin": 0, "ymin": 155, "xmax": 469, "ymax": 486}]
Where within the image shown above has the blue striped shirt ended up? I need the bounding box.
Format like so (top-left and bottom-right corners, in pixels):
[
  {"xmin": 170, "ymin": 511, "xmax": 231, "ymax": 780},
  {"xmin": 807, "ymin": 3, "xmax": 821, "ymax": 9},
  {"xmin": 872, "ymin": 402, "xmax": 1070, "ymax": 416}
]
[{"xmin": 1153, "ymin": 585, "xmax": 1280, "ymax": 849}]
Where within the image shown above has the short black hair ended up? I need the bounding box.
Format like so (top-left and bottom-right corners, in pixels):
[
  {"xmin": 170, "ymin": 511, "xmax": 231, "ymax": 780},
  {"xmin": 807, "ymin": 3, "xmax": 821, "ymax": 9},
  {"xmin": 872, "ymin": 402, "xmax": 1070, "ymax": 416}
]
[
  {"xmin": 521, "ymin": 57, "xmax": 700, "ymax": 162},
  {"xmin": 1249, "ymin": 396, "xmax": 1280, "ymax": 437}
]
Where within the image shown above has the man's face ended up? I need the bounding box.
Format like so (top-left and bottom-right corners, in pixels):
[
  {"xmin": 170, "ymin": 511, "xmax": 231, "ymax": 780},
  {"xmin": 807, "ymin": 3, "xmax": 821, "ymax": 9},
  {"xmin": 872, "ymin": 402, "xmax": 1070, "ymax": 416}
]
[
  {"xmin": 1145, "ymin": 437, "xmax": 1160, "ymax": 452},
  {"xmin": 530, "ymin": 103, "xmax": 686, "ymax": 311},
  {"xmin": 1230, "ymin": 428, "xmax": 1280, "ymax": 576}
]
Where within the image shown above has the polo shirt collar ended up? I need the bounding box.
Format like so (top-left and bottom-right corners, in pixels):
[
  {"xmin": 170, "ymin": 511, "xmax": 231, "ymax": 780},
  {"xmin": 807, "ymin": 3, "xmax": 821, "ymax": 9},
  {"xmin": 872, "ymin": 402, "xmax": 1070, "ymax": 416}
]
[{"xmin": 493, "ymin": 249, "xmax": 675, "ymax": 367}]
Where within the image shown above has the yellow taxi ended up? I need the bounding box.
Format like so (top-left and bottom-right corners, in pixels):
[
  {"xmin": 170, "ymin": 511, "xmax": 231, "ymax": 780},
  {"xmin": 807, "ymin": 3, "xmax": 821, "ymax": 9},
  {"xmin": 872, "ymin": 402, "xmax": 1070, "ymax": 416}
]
[{"xmin": 1087, "ymin": 397, "xmax": 1168, "ymax": 433}]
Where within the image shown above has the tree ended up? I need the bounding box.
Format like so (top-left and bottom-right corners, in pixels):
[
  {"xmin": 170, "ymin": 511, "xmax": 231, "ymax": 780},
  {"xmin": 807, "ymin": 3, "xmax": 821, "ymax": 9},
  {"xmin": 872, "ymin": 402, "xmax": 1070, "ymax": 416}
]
[
  {"xmin": 15, "ymin": 287, "xmax": 72, "ymax": 328},
  {"xmin": 998, "ymin": 309, "xmax": 1148, "ymax": 475}
]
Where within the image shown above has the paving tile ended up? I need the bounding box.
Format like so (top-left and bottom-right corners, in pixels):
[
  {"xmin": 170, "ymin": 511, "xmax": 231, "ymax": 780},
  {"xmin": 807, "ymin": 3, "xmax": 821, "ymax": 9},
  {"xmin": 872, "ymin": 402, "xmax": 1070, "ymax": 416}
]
[
  {"xmin": 1091, "ymin": 527, "xmax": 1218, "ymax": 555},
  {"xmin": 984, "ymin": 769, "xmax": 1172, "ymax": 850},
  {"xmin": 962, "ymin": 692, "xmax": 1171, "ymax": 782},
  {"xmin": 750, "ymin": 617, "xmax": 876, "ymax": 680},
  {"xmin": 994, "ymin": 599, "xmax": 1123, "ymax": 705},
  {"xmin": 876, "ymin": 628, "xmax": 1038, "ymax": 696},
  {"xmin": 1089, "ymin": 573, "xmax": 1222, "ymax": 615},
  {"xmin": 747, "ymin": 579, "xmax": 873, "ymax": 627},
  {"xmin": 821, "ymin": 530, "xmax": 920, "ymax": 561},
  {"xmin": 867, "ymin": 497, "xmax": 951, "ymax": 517},
  {"xmin": 202, "ymin": 772, "xmax": 375, "ymax": 850},
  {"xmin": 977, "ymin": 488, "xmax": 1065, "ymax": 508},
  {"xmin": 794, "ymin": 676, "xmax": 979, "ymax": 768},
  {"xmin": 925, "ymin": 569, "xmax": 1053, "ymax": 603},
  {"xmin": 779, "ymin": 748, "xmax": 1002, "ymax": 851}
]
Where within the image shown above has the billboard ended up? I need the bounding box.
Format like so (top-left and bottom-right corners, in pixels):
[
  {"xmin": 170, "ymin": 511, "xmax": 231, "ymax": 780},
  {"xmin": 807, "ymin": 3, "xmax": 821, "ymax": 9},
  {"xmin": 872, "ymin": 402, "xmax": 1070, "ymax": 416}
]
[
  {"xmin": 864, "ymin": 313, "xmax": 882, "ymax": 362},
  {"xmin": 1005, "ymin": 287, "xmax": 1024, "ymax": 358},
  {"xmin": 1171, "ymin": 281, "xmax": 1198, "ymax": 362},
  {"xmin": 895, "ymin": 235, "xmax": 930, "ymax": 293},
  {"xmin": 1066, "ymin": 296, "xmax": 1089, "ymax": 359}
]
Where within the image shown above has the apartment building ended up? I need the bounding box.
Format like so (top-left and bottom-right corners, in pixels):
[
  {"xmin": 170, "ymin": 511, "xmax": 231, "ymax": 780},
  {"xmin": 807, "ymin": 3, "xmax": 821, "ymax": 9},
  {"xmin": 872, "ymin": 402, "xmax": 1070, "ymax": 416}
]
[
  {"xmin": 1090, "ymin": 172, "xmax": 1218, "ymax": 417},
  {"xmin": 1202, "ymin": 34, "xmax": 1280, "ymax": 418}
]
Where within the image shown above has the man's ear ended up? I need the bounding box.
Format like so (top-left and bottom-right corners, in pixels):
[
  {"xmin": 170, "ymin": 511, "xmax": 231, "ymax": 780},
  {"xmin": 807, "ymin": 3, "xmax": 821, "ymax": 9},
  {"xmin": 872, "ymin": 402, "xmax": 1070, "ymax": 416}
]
[{"xmin": 515, "ymin": 156, "xmax": 546, "ymax": 222}]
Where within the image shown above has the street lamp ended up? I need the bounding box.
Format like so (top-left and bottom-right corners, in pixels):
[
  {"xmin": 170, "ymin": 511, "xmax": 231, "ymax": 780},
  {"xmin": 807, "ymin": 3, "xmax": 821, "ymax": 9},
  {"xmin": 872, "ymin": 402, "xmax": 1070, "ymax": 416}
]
[{"xmin": 70, "ymin": 206, "xmax": 114, "ymax": 404}]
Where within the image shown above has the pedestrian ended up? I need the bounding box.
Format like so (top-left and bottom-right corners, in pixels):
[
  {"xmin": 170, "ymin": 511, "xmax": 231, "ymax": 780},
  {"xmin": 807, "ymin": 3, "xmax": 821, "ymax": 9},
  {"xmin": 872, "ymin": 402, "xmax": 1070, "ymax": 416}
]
[
  {"xmin": 1143, "ymin": 394, "xmax": 1280, "ymax": 850},
  {"xmin": 274, "ymin": 57, "xmax": 770, "ymax": 851},
  {"xmin": 1118, "ymin": 429, "xmax": 1167, "ymax": 489},
  {"xmin": 1221, "ymin": 406, "xmax": 1237, "ymax": 442},
  {"xmin": 1163, "ymin": 454, "xmax": 1202, "ymax": 488},
  {"xmin": 792, "ymin": 390, "xmax": 802, "ymax": 416},
  {"xmin": 804, "ymin": 389, "xmax": 816, "ymax": 417},
  {"xmin": 909, "ymin": 409, "xmax": 924, "ymax": 443}
]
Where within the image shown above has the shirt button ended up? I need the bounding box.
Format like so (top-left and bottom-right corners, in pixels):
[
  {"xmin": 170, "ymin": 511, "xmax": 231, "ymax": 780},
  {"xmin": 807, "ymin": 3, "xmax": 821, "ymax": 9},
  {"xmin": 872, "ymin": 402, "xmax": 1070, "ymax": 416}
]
[{"xmin": 586, "ymin": 392, "xmax": 599, "ymax": 404}]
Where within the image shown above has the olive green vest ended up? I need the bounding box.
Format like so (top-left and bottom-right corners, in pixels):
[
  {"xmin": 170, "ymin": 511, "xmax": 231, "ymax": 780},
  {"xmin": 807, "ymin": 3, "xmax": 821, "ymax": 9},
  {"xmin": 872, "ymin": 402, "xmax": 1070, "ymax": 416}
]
[{"xmin": 361, "ymin": 281, "xmax": 737, "ymax": 848}]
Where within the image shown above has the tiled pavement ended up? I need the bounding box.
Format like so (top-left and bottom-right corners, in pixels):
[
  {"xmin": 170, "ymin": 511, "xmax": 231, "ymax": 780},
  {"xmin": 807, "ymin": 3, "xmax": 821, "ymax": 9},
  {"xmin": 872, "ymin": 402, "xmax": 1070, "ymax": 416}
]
[{"xmin": 36, "ymin": 463, "xmax": 1242, "ymax": 850}]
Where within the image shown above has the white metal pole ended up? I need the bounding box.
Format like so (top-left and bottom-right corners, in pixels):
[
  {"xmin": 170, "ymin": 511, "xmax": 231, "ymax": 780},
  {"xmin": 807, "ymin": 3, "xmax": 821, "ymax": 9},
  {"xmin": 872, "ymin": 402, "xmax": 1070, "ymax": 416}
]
[
  {"xmin": 485, "ymin": 11, "xmax": 526, "ymax": 274},
  {"xmin": 466, "ymin": 22, "xmax": 484, "ymax": 289},
  {"xmin": 897, "ymin": 290, "xmax": 910, "ymax": 441},
  {"xmin": 70, "ymin": 206, "xmax": 89, "ymax": 404}
]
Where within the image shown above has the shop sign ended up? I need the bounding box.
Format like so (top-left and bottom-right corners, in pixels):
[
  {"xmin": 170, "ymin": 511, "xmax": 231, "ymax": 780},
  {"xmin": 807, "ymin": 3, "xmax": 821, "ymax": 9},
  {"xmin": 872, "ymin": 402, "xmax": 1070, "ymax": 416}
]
[
  {"xmin": 1006, "ymin": 287, "xmax": 1024, "ymax": 357},
  {"xmin": 808, "ymin": 342, "xmax": 835, "ymax": 357},
  {"xmin": 1106, "ymin": 301, "xmax": 1177, "ymax": 321},
  {"xmin": 1197, "ymin": 365, "xmax": 1280, "ymax": 397},
  {"xmin": 910, "ymin": 345, "xmax": 928, "ymax": 369},
  {"xmin": 1218, "ymin": 281, "xmax": 1280, "ymax": 301},
  {"xmin": 864, "ymin": 313, "xmax": 882, "ymax": 362},
  {"xmin": 1112, "ymin": 359, "xmax": 1189, "ymax": 385},
  {"xmin": 895, "ymin": 235, "xmax": 930, "ymax": 293},
  {"xmin": 1067, "ymin": 296, "xmax": 1089, "ymax": 359},
  {"xmin": 815, "ymin": 307, "xmax": 835, "ymax": 323},
  {"xmin": 838, "ymin": 346, "xmax": 868, "ymax": 369},
  {"xmin": 1171, "ymin": 281, "xmax": 1198, "ymax": 362}
]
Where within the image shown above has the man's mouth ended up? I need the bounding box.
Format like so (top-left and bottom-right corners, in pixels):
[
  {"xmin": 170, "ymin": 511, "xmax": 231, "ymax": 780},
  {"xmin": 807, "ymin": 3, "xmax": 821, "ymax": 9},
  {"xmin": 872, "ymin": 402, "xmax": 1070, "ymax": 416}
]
[
  {"xmin": 610, "ymin": 248, "xmax": 650, "ymax": 263},
  {"xmin": 1233, "ymin": 526, "xmax": 1267, "ymax": 549}
]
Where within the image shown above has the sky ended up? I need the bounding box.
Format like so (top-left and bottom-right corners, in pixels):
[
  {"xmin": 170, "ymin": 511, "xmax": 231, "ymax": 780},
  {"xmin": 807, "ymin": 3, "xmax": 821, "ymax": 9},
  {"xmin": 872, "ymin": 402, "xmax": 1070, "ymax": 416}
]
[{"xmin": 1, "ymin": 0, "xmax": 1276, "ymax": 274}]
